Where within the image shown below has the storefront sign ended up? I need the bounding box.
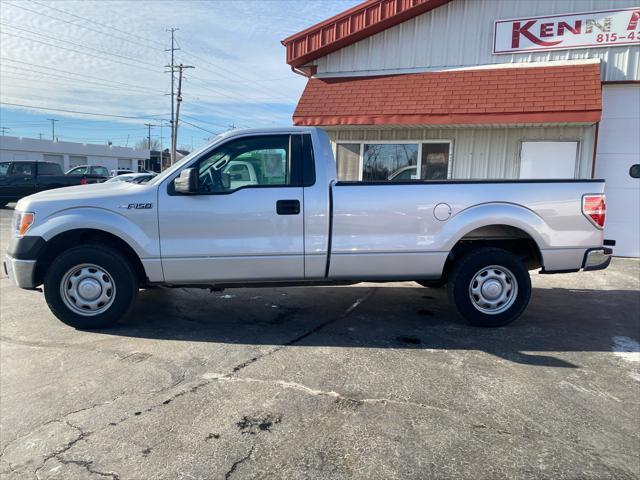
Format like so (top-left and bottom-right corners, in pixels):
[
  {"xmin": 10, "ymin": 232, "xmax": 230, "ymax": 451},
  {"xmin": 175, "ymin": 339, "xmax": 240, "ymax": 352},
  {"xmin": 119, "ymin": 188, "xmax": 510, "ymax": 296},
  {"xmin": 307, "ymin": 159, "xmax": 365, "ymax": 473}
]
[{"xmin": 493, "ymin": 8, "xmax": 640, "ymax": 54}]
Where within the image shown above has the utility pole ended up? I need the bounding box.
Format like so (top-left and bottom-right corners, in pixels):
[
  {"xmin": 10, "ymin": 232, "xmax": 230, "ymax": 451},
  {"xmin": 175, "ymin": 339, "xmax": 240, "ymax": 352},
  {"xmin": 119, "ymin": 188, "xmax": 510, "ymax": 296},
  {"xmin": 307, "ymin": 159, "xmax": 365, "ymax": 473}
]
[
  {"xmin": 143, "ymin": 123, "xmax": 156, "ymax": 150},
  {"xmin": 165, "ymin": 27, "xmax": 179, "ymax": 163},
  {"xmin": 172, "ymin": 63, "xmax": 194, "ymax": 163},
  {"xmin": 0, "ymin": 126, "xmax": 10, "ymax": 135},
  {"xmin": 47, "ymin": 118, "xmax": 58, "ymax": 140}
]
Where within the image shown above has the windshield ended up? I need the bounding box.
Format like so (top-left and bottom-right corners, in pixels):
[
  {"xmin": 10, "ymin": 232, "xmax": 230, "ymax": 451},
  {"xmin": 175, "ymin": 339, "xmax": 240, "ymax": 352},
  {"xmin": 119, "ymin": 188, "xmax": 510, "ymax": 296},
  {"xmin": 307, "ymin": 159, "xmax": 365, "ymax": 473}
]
[{"xmin": 146, "ymin": 134, "xmax": 223, "ymax": 186}]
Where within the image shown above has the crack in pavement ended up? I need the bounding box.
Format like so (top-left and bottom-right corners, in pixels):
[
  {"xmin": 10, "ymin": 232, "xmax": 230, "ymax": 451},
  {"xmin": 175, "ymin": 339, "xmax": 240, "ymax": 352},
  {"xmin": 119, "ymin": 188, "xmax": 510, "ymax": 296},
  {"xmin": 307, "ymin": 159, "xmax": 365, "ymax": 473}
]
[
  {"xmin": 229, "ymin": 288, "xmax": 378, "ymax": 376},
  {"xmin": 33, "ymin": 421, "xmax": 91, "ymax": 480},
  {"xmin": 55, "ymin": 458, "xmax": 120, "ymax": 480},
  {"xmin": 202, "ymin": 374, "xmax": 451, "ymax": 413},
  {"xmin": 224, "ymin": 445, "xmax": 255, "ymax": 480}
]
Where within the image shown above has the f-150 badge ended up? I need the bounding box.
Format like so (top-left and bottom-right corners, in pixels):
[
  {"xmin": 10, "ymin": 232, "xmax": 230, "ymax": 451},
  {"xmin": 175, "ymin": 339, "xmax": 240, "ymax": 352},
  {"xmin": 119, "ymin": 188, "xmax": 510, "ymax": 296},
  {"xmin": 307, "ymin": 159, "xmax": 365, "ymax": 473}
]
[{"xmin": 119, "ymin": 203, "xmax": 153, "ymax": 210}]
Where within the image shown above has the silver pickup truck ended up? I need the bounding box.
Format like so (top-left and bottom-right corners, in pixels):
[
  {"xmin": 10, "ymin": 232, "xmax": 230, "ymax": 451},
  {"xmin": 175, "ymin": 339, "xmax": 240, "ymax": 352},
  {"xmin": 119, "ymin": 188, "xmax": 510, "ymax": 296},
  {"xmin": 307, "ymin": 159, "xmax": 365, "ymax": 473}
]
[{"xmin": 4, "ymin": 127, "xmax": 612, "ymax": 329}]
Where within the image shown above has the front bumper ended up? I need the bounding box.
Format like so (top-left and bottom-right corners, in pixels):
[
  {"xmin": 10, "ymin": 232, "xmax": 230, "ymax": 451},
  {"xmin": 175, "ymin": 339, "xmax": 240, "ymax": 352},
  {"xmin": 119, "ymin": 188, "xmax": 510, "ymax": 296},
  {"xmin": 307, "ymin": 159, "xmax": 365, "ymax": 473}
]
[
  {"xmin": 3, "ymin": 254, "xmax": 37, "ymax": 289},
  {"xmin": 582, "ymin": 247, "xmax": 613, "ymax": 271}
]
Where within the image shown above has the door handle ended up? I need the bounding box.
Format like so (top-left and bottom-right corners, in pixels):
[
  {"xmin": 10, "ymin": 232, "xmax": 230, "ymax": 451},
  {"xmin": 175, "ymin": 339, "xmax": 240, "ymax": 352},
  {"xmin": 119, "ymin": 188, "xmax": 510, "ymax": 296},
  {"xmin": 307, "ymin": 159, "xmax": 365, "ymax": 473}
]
[{"xmin": 276, "ymin": 199, "xmax": 300, "ymax": 215}]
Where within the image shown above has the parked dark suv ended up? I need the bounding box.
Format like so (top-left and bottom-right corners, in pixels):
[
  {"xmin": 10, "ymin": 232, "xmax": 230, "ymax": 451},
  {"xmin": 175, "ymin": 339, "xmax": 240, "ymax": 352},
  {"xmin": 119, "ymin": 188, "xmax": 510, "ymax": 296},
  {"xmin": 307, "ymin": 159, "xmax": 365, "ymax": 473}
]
[{"xmin": 0, "ymin": 161, "xmax": 107, "ymax": 207}]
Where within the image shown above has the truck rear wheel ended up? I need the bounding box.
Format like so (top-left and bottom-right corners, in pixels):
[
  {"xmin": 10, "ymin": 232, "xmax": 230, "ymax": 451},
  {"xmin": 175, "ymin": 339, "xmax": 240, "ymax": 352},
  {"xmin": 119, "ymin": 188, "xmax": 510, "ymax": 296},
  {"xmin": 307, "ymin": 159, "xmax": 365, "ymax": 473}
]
[
  {"xmin": 448, "ymin": 247, "xmax": 531, "ymax": 327},
  {"xmin": 44, "ymin": 245, "xmax": 137, "ymax": 329}
]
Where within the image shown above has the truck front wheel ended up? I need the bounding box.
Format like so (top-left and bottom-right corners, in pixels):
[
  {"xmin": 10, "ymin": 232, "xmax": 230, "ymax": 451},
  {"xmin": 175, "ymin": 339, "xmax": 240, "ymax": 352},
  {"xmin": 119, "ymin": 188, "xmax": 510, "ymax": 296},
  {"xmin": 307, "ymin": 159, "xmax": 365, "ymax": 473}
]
[
  {"xmin": 44, "ymin": 245, "xmax": 138, "ymax": 329},
  {"xmin": 448, "ymin": 247, "xmax": 531, "ymax": 327}
]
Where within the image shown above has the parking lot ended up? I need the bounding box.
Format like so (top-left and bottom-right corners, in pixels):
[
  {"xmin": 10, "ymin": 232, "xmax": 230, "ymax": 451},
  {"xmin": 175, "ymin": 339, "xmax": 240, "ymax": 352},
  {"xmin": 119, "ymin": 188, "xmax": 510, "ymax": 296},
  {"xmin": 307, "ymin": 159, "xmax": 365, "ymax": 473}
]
[{"xmin": 0, "ymin": 204, "xmax": 638, "ymax": 480}]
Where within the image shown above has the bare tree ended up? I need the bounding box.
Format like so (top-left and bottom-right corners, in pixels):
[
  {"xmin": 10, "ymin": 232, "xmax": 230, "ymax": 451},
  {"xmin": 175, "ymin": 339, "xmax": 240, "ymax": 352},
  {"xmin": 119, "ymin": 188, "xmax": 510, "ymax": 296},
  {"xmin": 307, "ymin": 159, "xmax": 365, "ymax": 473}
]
[{"xmin": 135, "ymin": 138, "xmax": 161, "ymax": 150}]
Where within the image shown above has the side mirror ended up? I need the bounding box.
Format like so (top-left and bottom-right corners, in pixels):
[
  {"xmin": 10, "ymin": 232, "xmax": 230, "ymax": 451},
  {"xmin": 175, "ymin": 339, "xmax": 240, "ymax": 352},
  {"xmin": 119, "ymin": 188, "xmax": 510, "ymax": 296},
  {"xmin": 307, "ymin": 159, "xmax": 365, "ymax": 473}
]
[{"xmin": 174, "ymin": 168, "xmax": 198, "ymax": 194}]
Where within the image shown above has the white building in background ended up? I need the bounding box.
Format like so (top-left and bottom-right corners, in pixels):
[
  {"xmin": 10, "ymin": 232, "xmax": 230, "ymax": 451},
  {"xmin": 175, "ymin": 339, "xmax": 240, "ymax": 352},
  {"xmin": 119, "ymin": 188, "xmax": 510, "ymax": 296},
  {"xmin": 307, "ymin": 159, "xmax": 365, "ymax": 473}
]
[{"xmin": 0, "ymin": 136, "xmax": 149, "ymax": 173}]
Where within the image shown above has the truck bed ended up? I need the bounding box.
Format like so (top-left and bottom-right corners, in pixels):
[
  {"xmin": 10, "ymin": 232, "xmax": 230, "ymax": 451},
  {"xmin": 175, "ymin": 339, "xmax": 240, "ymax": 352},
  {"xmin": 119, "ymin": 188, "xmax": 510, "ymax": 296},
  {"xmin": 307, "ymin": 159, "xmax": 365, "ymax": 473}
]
[{"xmin": 328, "ymin": 179, "xmax": 605, "ymax": 278}]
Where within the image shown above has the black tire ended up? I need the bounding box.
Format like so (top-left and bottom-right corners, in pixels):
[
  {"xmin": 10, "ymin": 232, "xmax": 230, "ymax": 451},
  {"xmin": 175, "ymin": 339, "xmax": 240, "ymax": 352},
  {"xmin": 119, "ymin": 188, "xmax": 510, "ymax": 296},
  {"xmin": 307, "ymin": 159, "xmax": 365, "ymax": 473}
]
[
  {"xmin": 417, "ymin": 279, "xmax": 446, "ymax": 288},
  {"xmin": 44, "ymin": 245, "xmax": 138, "ymax": 329},
  {"xmin": 0, "ymin": 202, "xmax": 7, "ymax": 208},
  {"xmin": 447, "ymin": 247, "xmax": 531, "ymax": 327}
]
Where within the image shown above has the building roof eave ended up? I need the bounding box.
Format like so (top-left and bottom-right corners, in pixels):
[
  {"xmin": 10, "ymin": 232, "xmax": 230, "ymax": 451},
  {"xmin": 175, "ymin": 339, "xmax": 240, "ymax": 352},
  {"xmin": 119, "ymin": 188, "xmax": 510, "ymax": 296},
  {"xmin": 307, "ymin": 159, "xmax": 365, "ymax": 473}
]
[{"xmin": 282, "ymin": 0, "xmax": 453, "ymax": 68}]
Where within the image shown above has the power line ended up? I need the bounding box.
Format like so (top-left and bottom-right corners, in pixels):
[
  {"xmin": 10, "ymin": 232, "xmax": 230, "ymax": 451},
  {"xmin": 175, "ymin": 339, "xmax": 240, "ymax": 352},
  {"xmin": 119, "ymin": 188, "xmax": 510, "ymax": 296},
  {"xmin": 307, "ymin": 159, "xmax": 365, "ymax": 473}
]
[
  {"xmin": 180, "ymin": 113, "xmax": 229, "ymax": 129},
  {"xmin": 2, "ymin": 0, "xmax": 163, "ymax": 51},
  {"xmin": 0, "ymin": 58, "xmax": 166, "ymax": 94},
  {"xmin": 180, "ymin": 119, "xmax": 217, "ymax": 135},
  {"xmin": 0, "ymin": 22, "xmax": 161, "ymax": 69},
  {"xmin": 0, "ymin": 70, "xmax": 161, "ymax": 97},
  {"xmin": 28, "ymin": 0, "xmax": 165, "ymax": 48},
  {"xmin": 181, "ymin": 75, "xmax": 294, "ymax": 121},
  {"xmin": 0, "ymin": 32, "xmax": 164, "ymax": 73},
  {"xmin": 0, "ymin": 102, "xmax": 168, "ymax": 120},
  {"xmin": 177, "ymin": 42, "xmax": 293, "ymax": 102}
]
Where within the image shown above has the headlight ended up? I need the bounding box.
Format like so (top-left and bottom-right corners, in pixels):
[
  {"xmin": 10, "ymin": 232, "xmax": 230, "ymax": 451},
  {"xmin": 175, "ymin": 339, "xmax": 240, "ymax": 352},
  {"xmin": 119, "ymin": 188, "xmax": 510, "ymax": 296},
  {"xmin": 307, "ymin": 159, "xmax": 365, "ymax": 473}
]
[{"xmin": 14, "ymin": 211, "xmax": 35, "ymax": 237}]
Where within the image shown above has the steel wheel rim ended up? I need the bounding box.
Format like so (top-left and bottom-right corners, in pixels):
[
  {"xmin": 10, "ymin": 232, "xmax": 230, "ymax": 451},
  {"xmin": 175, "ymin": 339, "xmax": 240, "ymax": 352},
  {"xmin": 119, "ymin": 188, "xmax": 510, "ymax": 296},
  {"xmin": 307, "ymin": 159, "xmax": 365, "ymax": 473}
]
[
  {"xmin": 60, "ymin": 263, "xmax": 116, "ymax": 316},
  {"xmin": 469, "ymin": 265, "xmax": 518, "ymax": 315}
]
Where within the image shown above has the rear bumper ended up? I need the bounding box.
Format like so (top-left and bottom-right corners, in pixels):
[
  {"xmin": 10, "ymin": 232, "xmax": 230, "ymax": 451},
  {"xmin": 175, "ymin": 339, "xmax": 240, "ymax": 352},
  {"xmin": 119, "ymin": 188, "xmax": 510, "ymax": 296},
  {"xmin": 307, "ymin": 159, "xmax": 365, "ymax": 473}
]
[
  {"xmin": 3, "ymin": 254, "xmax": 37, "ymax": 289},
  {"xmin": 540, "ymin": 246, "xmax": 613, "ymax": 274},
  {"xmin": 582, "ymin": 247, "xmax": 613, "ymax": 271}
]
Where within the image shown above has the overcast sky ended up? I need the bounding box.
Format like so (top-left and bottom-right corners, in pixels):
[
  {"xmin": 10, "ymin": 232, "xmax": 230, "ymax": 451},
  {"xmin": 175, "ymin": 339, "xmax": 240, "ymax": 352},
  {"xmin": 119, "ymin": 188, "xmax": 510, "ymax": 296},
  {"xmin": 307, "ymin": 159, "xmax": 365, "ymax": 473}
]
[{"xmin": 0, "ymin": 0, "xmax": 359, "ymax": 150}]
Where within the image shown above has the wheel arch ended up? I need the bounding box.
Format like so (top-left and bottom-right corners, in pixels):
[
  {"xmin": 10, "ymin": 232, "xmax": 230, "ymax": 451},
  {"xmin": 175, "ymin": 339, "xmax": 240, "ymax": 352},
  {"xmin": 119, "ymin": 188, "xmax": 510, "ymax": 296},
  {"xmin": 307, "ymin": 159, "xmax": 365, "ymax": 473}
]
[
  {"xmin": 436, "ymin": 203, "xmax": 549, "ymax": 281},
  {"xmin": 34, "ymin": 228, "xmax": 148, "ymax": 287}
]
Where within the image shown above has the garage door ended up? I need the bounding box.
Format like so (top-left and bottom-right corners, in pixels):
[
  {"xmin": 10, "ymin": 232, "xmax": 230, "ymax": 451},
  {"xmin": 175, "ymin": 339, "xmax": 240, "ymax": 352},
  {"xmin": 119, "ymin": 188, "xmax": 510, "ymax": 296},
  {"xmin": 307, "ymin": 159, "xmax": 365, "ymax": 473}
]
[{"xmin": 595, "ymin": 85, "xmax": 640, "ymax": 257}]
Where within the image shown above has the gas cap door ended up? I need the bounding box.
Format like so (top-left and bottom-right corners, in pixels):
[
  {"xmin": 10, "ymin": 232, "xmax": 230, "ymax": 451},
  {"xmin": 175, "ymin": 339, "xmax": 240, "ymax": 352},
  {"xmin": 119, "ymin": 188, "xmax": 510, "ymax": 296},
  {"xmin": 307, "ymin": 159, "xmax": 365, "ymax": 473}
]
[{"xmin": 433, "ymin": 203, "xmax": 452, "ymax": 221}]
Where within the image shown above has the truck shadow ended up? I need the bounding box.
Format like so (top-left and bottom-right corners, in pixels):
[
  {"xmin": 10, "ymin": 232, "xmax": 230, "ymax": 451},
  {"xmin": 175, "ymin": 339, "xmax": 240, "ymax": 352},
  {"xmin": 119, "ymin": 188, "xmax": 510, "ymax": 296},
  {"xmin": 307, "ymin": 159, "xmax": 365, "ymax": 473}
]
[{"xmin": 106, "ymin": 285, "xmax": 640, "ymax": 369}]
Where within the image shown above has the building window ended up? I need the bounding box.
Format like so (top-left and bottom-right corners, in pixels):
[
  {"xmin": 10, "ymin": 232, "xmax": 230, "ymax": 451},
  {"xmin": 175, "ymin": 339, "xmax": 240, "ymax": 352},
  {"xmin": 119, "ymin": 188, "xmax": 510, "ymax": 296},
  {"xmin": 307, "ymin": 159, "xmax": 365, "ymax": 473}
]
[
  {"xmin": 519, "ymin": 141, "xmax": 578, "ymax": 179},
  {"xmin": 335, "ymin": 141, "xmax": 451, "ymax": 182},
  {"xmin": 363, "ymin": 144, "xmax": 418, "ymax": 181},
  {"xmin": 421, "ymin": 143, "xmax": 450, "ymax": 180},
  {"xmin": 336, "ymin": 143, "xmax": 361, "ymax": 181}
]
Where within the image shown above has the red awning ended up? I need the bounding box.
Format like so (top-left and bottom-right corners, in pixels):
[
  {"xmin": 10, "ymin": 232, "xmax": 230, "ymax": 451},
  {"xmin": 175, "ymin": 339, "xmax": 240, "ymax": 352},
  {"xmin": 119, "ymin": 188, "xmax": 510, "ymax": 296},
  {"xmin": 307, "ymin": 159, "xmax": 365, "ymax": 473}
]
[{"xmin": 293, "ymin": 63, "xmax": 602, "ymax": 126}]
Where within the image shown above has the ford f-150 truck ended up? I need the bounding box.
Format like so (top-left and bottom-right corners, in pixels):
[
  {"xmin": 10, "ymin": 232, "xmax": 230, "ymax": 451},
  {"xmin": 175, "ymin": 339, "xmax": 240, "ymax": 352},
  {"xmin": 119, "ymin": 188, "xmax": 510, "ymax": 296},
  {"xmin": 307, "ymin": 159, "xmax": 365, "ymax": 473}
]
[{"xmin": 4, "ymin": 127, "xmax": 612, "ymax": 329}]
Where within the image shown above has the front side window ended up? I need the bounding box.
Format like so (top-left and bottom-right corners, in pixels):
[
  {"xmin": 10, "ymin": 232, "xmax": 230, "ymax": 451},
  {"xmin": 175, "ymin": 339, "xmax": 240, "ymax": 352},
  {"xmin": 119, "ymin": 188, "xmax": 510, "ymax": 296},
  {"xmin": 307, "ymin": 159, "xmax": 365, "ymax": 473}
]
[
  {"xmin": 0, "ymin": 162, "xmax": 10, "ymax": 176},
  {"xmin": 195, "ymin": 135, "xmax": 290, "ymax": 193},
  {"xmin": 10, "ymin": 163, "xmax": 33, "ymax": 176}
]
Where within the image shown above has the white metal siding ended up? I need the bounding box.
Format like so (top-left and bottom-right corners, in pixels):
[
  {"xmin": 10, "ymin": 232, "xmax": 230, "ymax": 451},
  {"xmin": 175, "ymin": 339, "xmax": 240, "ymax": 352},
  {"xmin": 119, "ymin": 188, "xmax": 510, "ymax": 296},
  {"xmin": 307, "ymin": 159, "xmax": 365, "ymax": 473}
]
[
  {"xmin": 327, "ymin": 125, "xmax": 596, "ymax": 179},
  {"xmin": 315, "ymin": 0, "xmax": 640, "ymax": 81},
  {"xmin": 595, "ymin": 84, "xmax": 640, "ymax": 257}
]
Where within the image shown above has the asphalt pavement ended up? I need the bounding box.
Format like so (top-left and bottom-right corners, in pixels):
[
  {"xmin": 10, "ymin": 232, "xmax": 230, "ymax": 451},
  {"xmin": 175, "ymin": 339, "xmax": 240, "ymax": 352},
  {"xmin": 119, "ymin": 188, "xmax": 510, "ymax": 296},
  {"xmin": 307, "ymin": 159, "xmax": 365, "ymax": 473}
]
[{"xmin": 0, "ymin": 204, "xmax": 639, "ymax": 480}]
